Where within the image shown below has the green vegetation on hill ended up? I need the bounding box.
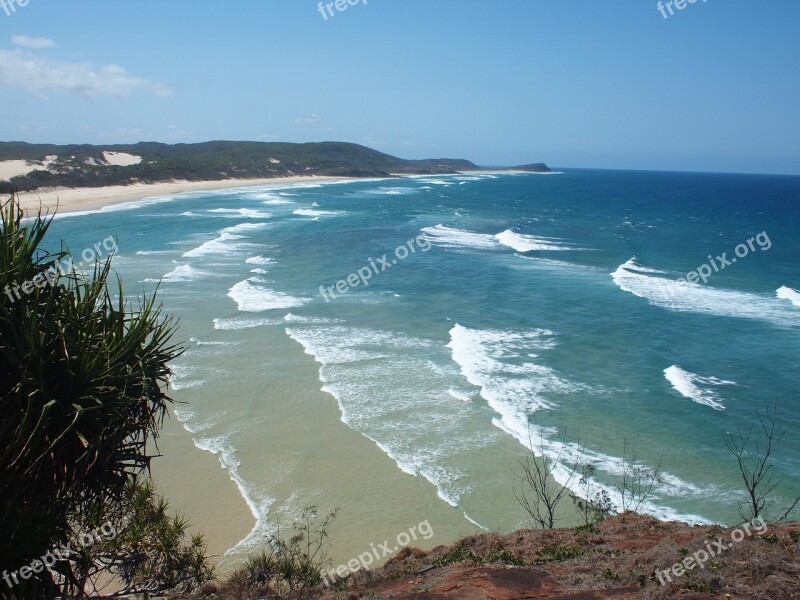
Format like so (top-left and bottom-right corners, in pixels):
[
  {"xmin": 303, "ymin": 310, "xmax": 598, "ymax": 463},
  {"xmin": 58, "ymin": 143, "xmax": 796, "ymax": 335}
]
[
  {"xmin": 0, "ymin": 141, "xmax": 509, "ymax": 192},
  {"xmin": 510, "ymin": 162, "xmax": 552, "ymax": 172}
]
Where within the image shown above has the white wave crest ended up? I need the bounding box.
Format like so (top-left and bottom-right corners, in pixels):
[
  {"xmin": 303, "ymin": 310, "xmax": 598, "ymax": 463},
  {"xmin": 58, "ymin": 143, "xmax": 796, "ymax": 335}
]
[
  {"xmin": 182, "ymin": 232, "xmax": 245, "ymax": 258},
  {"xmin": 161, "ymin": 264, "xmax": 209, "ymax": 282},
  {"xmin": 293, "ymin": 208, "xmax": 341, "ymax": 217},
  {"xmin": 168, "ymin": 363, "xmax": 206, "ymax": 391},
  {"xmin": 421, "ymin": 225, "xmax": 499, "ymax": 249},
  {"xmin": 187, "ymin": 431, "xmax": 277, "ymax": 556},
  {"xmin": 228, "ymin": 278, "xmax": 310, "ymax": 312},
  {"xmin": 245, "ymin": 256, "xmax": 275, "ymax": 265},
  {"xmin": 612, "ymin": 258, "xmax": 798, "ymax": 328},
  {"xmin": 213, "ymin": 317, "xmax": 284, "ymax": 330},
  {"xmin": 181, "ymin": 223, "xmax": 266, "ymax": 258},
  {"xmin": 447, "ymin": 324, "xmax": 570, "ymax": 417},
  {"xmin": 222, "ymin": 222, "xmax": 270, "ymax": 234},
  {"xmin": 447, "ymin": 323, "xmax": 711, "ymax": 523},
  {"xmin": 664, "ymin": 365, "xmax": 735, "ymax": 411},
  {"xmin": 208, "ymin": 208, "xmax": 273, "ymax": 219},
  {"xmin": 285, "ymin": 325, "xmax": 497, "ymax": 509},
  {"xmin": 282, "ymin": 313, "xmax": 343, "ymax": 324},
  {"xmin": 495, "ymin": 229, "xmax": 573, "ymax": 252},
  {"xmin": 777, "ymin": 286, "xmax": 800, "ymax": 308},
  {"xmin": 423, "ymin": 225, "xmax": 578, "ymax": 253}
]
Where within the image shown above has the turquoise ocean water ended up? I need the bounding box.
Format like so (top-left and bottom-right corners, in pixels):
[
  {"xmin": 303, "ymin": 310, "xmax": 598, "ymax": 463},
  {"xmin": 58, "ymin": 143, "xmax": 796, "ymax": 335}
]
[{"xmin": 43, "ymin": 169, "xmax": 800, "ymax": 552}]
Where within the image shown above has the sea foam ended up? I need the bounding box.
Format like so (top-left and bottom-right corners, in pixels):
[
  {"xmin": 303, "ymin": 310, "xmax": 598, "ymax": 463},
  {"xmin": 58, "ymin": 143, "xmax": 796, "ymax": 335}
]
[
  {"xmin": 145, "ymin": 265, "xmax": 210, "ymax": 283},
  {"xmin": 777, "ymin": 286, "xmax": 800, "ymax": 308},
  {"xmin": 421, "ymin": 225, "xmax": 499, "ymax": 249},
  {"xmin": 245, "ymin": 256, "xmax": 275, "ymax": 265},
  {"xmin": 182, "ymin": 223, "xmax": 267, "ymax": 258},
  {"xmin": 207, "ymin": 208, "xmax": 273, "ymax": 219},
  {"xmin": 446, "ymin": 323, "xmax": 711, "ymax": 523},
  {"xmin": 495, "ymin": 229, "xmax": 573, "ymax": 252},
  {"xmin": 213, "ymin": 317, "xmax": 285, "ymax": 330},
  {"xmin": 285, "ymin": 324, "xmax": 498, "ymax": 510},
  {"xmin": 612, "ymin": 258, "xmax": 798, "ymax": 328},
  {"xmin": 663, "ymin": 365, "xmax": 735, "ymax": 411},
  {"xmin": 423, "ymin": 224, "xmax": 578, "ymax": 252},
  {"xmin": 228, "ymin": 278, "xmax": 310, "ymax": 312},
  {"xmin": 292, "ymin": 208, "xmax": 341, "ymax": 217},
  {"xmin": 182, "ymin": 232, "xmax": 245, "ymax": 258},
  {"xmin": 187, "ymin": 430, "xmax": 277, "ymax": 556}
]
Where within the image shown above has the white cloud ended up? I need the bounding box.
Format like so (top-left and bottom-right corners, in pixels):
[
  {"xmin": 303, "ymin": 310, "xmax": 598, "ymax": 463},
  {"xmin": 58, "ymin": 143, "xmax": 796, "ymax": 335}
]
[
  {"xmin": 294, "ymin": 113, "xmax": 319, "ymax": 125},
  {"xmin": 11, "ymin": 35, "xmax": 57, "ymax": 49},
  {"xmin": 0, "ymin": 49, "xmax": 171, "ymax": 97}
]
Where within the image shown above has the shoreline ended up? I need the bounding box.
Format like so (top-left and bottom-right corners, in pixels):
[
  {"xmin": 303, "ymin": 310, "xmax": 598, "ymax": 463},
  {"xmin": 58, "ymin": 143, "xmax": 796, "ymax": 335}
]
[
  {"xmin": 12, "ymin": 176, "xmax": 357, "ymax": 216},
  {"xmin": 11, "ymin": 170, "xmax": 552, "ymax": 217}
]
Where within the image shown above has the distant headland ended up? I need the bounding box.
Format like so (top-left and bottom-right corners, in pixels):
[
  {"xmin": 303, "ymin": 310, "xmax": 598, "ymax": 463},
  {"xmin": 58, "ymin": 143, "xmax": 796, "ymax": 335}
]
[{"xmin": 0, "ymin": 140, "xmax": 551, "ymax": 193}]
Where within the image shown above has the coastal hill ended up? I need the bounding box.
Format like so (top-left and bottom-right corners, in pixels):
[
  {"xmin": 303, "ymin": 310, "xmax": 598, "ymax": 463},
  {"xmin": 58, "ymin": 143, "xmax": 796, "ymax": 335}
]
[
  {"xmin": 511, "ymin": 162, "xmax": 553, "ymax": 172},
  {"xmin": 0, "ymin": 141, "xmax": 550, "ymax": 192},
  {"xmin": 305, "ymin": 513, "xmax": 799, "ymax": 599}
]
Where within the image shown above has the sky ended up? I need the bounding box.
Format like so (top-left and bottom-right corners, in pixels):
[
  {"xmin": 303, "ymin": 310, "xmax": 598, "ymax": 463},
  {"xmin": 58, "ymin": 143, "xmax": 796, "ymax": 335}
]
[{"xmin": 0, "ymin": 0, "xmax": 798, "ymax": 175}]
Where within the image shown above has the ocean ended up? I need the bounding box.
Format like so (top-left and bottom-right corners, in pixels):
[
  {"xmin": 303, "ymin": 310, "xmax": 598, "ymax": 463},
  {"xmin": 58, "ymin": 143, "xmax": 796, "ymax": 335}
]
[{"xmin": 43, "ymin": 169, "xmax": 800, "ymax": 560}]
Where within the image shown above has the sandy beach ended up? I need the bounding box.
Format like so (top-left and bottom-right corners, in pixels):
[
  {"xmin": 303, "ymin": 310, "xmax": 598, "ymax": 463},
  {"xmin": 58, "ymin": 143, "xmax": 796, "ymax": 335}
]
[
  {"xmin": 12, "ymin": 176, "xmax": 354, "ymax": 216},
  {"xmin": 9, "ymin": 172, "xmax": 540, "ymax": 217}
]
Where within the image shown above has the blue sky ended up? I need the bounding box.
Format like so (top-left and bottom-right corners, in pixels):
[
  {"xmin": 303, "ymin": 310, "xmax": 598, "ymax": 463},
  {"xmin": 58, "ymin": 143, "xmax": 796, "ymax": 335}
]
[{"xmin": 0, "ymin": 0, "xmax": 798, "ymax": 174}]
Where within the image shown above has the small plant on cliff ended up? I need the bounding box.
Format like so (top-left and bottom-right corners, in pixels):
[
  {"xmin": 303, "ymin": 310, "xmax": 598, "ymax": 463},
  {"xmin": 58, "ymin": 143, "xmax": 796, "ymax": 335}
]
[
  {"xmin": 230, "ymin": 506, "xmax": 337, "ymax": 598},
  {"xmin": 725, "ymin": 403, "xmax": 800, "ymax": 523},
  {"xmin": 511, "ymin": 423, "xmax": 576, "ymax": 529},
  {"xmin": 616, "ymin": 441, "xmax": 662, "ymax": 513},
  {"xmin": 571, "ymin": 464, "xmax": 614, "ymax": 527}
]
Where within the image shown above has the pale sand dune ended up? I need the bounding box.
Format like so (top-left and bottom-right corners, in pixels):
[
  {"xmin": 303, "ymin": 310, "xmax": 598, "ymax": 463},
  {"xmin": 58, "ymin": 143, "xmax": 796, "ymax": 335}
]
[
  {"xmin": 0, "ymin": 155, "xmax": 57, "ymax": 180},
  {"xmin": 102, "ymin": 151, "xmax": 142, "ymax": 166},
  {"xmin": 12, "ymin": 175, "xmax": 352, "ymax": 216},
  {"xmin": 0, "ymin": 160, "xmax": 38, "ymax": 180}
]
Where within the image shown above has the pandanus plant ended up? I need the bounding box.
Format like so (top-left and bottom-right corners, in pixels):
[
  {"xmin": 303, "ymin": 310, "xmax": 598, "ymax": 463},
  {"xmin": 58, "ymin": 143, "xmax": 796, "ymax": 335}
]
[{"xmin": 0, "ymin": 194, "xmax": 180, "ymax": 598}]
